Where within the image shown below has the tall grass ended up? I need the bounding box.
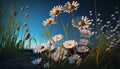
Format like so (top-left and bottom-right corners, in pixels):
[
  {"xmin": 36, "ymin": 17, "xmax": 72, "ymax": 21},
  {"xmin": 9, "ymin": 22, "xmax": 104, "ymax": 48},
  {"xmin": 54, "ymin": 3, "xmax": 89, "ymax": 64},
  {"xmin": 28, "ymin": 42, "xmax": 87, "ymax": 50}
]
[{"xmin": 0, "ymin": 2, "xmax": 34, "ymax": 56}]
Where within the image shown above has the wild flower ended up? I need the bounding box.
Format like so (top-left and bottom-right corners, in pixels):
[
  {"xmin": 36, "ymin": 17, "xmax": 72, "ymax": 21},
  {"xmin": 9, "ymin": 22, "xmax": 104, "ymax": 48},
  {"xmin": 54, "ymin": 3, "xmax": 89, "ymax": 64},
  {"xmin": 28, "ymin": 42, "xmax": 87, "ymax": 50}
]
[
  {"xmin": 43, "ymin": 17, "xmax": 56, "ymax": 26},
  {"xmin": 51, "ymin": 47, "xmax": 67, "ymax": 61},
  {"xmin": 78, "ymin": 46, "xmax": 89, "ymax": 53},
  {"xmin": 80, "ymin": 29, "xmax": 93, "ymax": 38},
  {"xmin": 63, "ymin": 40, "xmax": 78, "ymax": 49},
  {"xmin": 33, "ymin": 43, "xmax": 47, "ymax": 53},
  {"xmin": 72, "ymin": 16, "xmax": 92, "ymax": 30},
  {"xmin": 50, "ymin": 5, "xmax": 63, "ymax": 17},
  {"xmin": 79, "ymin": 39, "xmax": 89, "ymax": 46},
  {"xmin": 63, "ymin": 1, "xmax": 79, "ymax": 13},
  {"xmin": 52, "ymin": 34, "xmax": 63, "ymax": 42},
  {"xmin": 69, "ymin": 54, "xmax": 82, "ymax": 64}
]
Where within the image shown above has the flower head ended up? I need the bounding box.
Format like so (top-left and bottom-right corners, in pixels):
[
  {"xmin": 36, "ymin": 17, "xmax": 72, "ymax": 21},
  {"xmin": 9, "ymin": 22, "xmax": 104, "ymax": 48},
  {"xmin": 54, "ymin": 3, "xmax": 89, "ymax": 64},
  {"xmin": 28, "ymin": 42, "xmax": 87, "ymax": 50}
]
[
  {"xmin": 51, "ymin": 47, "xmax": 67, "ymax": 61},
  {"xmin": 46, "ymin": 38, "xmax": 56, "ymax": 50},
  {"xmin": 80, "ymin": 29, "xmax": 93, "ymax": 37},
  {"xmin": 50, "ymin": 5, "xmax": 63, "ymax": 17},
  {"xmin": 43, "ymin": 17, "xmax": 56, "ymax": 26},
  {"xmin": 78, "ymin": 46, "xmax": 89, "ymax": 52},
  {"xmin": 63, "ymin": 40, "xmax": 77, "ymax": 49},
  {"xmin": 79, "ymin": 39, "xmax": 89, "ymax": 46},
  {"xmin": 69, "ymin": 54, "xmax": 82, "ymax": 64},
  {"xmin": 33, "ymin": 43, "xmax": 47, "ymax": 53},
  {"xmin": 72, "ymin": 16, "xmax": 91, "ymax": 29},
  {"xmin": 63, "ymin": 1, "xmax": 79, "ymax": 13},
  {"xmin": 52, "ymin": 34, "xmax": 63, "ymax": 42}
]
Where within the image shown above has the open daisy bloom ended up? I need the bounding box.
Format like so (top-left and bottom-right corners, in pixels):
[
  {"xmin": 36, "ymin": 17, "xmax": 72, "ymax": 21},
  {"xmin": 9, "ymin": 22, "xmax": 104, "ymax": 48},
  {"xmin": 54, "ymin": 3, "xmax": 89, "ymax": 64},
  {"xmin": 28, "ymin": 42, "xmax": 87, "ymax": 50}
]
[
  {"xmin": 33, "ymin": 43, "xmax": 47, "ymax": 53},
  {"xmin": 72, "ymin": 16, "xmax": 92, "ymax": 30},
  {"xmin": 52, "ymin": 34, "xmax": 63, "ymax": 42},
  {"xmin": 78, "ymin": 46, "xmax": 89, "ymax": 53},
  {"xmin": 63, "ymin": 40, "xmax": 78, "ymax": 49},
  {"xmin": 50, "ymin": 5, "xmax": 63, "ymax": 17},
  {"xmin": 64, "ymin": 1, "xmax": 79, "ymax": 13},
  {"xmin": 46, "ymin": 39, "xmax": 56, "ymax": 50},
  {"xmin": 51, "ymin": 47, "xmax": 67, "ymax": 61},
  {"xmin": 43, "ymin": 17, "xmax": 56, "ymax": 26},
  {"xmin": 79, "ymin": 39, "xmax": 89, "ymax": 46},
  {"xmin": 69, "ymin": 54, "xmax": 82, "ymax": 64},
  {"xmin": 80, "ymin": 29, "xmax": 93, "ymax": 38}
]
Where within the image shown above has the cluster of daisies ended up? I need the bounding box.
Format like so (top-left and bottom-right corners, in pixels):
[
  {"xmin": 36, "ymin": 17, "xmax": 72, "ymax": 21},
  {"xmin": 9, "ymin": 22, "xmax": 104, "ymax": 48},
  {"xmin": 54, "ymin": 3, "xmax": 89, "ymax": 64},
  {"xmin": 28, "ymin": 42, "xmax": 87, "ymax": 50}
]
[
  {"xmin": 31, "ymin": 1, "xmax": 94, "ymax": 67},
  {"xmin": 43, "ymin": 1, "xmax": 79, "ymax": 26}
]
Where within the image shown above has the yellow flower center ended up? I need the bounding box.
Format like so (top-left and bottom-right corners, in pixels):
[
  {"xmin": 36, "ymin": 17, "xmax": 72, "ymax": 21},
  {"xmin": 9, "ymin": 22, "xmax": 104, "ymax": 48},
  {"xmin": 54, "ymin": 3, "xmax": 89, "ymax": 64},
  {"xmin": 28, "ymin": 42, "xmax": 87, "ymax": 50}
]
[
  {"xmin": 82, "ymin": 41, "xmax": 86, "ymax": 44},
  {"xmin": 56, "ymin": 37, "xmax": 60, "ymax": 40},
  {"xmin": 39, "ymin": 46, "xmax": 45, "ymax": 50},
  {"xmin": 84, "ymin": 31, "xmax": 88, "ymax": 36},
  {"xmin": 68, "ymin": 5, "xmax": 74, "ymax": 11},
  {"xmin": 67, "ymin": 43, "xmax": 72, "ymax": 47},
  {"xmin": 47, "ymin": 20, "xmax": 52, "ymax": 25},
  {"xmin": 53, "ymin": 10, "xmax": 59, "ymax": 15},
  {"xmin": 78, "ymin": 21, "xmax": 84, "ymax": 27}
]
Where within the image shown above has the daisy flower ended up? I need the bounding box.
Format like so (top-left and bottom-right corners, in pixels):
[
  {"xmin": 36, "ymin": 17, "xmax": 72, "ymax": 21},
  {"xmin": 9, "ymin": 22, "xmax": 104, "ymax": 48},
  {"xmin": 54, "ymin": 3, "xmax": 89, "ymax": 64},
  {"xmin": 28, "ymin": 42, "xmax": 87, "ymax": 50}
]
[
  {"xmin": 80, "ymin": 29, "xmax": 93, "ymax": 37},
  {"xmin": 63, "ymin": 40, "xmax": 78, "ymax": 49},
  {"xmin": 79, "ymin": 39, "xmax": 89, "ymax": 46},
  {"xmin": 50, "ymin": 5, "xmax": 63, "ymax": 17},
  {"xmin": 78, "ymin": 46, "xmax": 89, "ymax": 53},
  {"xmin": 47, "ymin": 38, "xmax": 54, "ymax": 45},
  {"xmin": 52, "ymin": 34, "xmax": 63, "ymax": 42},
  {"xmin": 43, "ymin": 17, "xmax": 56, "ymax": 26},
  {"xmin": 72, "ymin": 16, "xmax": 92, "ymax": 30},
  {"xmin": 46, "ymin": 42, "xmax": 56, "ymax": 50},
  {"xmin": 31, "ymin": 58, "xmax": 42, "ymax": 65},
  {"xmin": 69, "ymin": 54, "xmax": 82, "ymax": 64},
  {"xmin": 46, "ymin": 38, "xmax": 56, "ymax": 50},
  {"xmin": 51, "ymin": 47, "xmax": 67, "ymax": 61},
  {"xmin": 63, "ymin": 1, "xmax": 79, "ymax": 13},
  {"xmin": 33, "ymin": 43, "xmax": 47, "ymax": 53}
]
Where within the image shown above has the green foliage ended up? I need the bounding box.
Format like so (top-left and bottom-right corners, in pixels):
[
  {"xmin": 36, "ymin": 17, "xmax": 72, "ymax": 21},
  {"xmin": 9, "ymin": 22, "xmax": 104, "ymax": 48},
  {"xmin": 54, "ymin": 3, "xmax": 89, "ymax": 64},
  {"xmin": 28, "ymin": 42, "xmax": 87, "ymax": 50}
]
[{"xmin": 0, "ymin": 3, "xmax": 31, "ymax": 56}]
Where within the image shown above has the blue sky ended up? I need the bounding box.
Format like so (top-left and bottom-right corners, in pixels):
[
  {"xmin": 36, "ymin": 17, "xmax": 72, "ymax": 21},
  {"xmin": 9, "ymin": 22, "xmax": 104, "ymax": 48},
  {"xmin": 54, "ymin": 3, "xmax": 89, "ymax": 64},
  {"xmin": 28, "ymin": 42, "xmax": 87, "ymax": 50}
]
[{"xmin": 0, "ymin": 0, "xmax": 119, "ymax": 48}]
